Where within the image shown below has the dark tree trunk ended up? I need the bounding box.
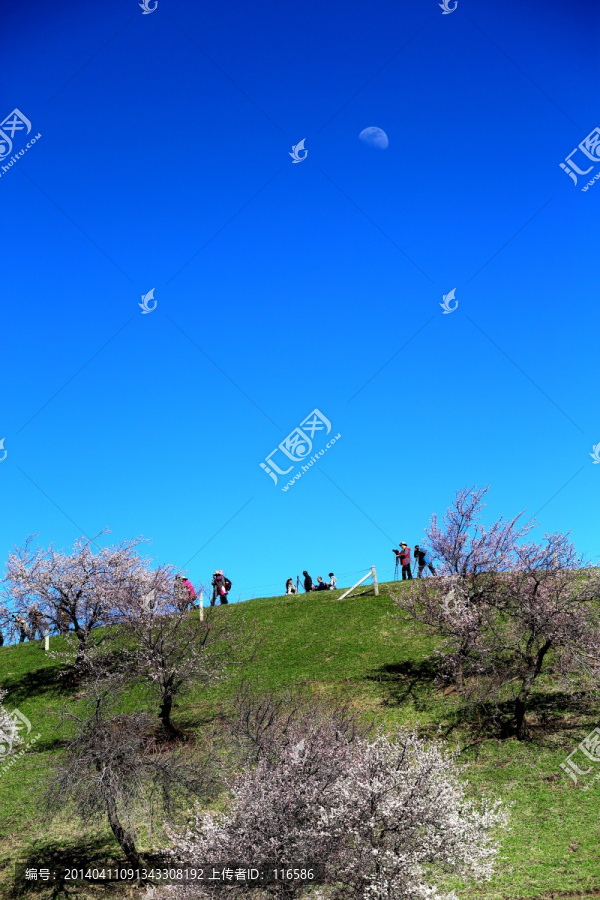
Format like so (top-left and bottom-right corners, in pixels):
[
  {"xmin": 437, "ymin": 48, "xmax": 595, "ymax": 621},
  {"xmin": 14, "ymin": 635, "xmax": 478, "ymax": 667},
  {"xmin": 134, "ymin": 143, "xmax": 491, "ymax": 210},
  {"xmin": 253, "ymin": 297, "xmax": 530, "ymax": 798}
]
[
  {"xmin": 105, "ymin": 792, "xmax": 146, "ymax": 868},
  {"xmin": 515, "ymin": 697, "xmax": 529, "ymax": 740},
  {"xmin": 514, "ymin": 640, "xmax": 552, "ymax": 741},
  {"xmin": 158, "ymin": 693, "xmax": 180, "ymax": 738},
  {"xmin": 73, "ymin": 625, "xmax": 91, "ymax": 666}
]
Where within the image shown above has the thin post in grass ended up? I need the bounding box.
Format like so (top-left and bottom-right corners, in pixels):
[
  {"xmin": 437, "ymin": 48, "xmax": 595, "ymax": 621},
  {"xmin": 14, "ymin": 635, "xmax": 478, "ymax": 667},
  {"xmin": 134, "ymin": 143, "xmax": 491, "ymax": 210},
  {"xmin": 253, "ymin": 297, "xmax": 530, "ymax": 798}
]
[
  {"xmin": 199, "ymin": 592, "xmax": 204, "ymax": 622},
  {"xmin": 44, "ymin": 626, "xmax": 49, "ymax": 652},
  {"xmin": 337, "ymin": 567, "xmax": 378, "ymax": 601}
]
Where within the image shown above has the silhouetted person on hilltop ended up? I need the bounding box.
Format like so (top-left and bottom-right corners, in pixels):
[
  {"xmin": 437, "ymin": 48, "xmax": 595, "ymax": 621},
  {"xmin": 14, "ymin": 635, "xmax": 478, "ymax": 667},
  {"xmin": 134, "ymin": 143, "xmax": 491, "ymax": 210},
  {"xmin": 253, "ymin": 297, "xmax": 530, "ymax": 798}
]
[
  {"xmin": 28, "ymin": 605, "xmax": 45, "ymax": 640},
  {"xmin": 303, "ymin": 571, "xmax": 313, "ymax": 593},
  {"xmin": 14, "ymin": 615, "xmax": 30, "ymax": 642},
  {"xmin": 286, "ymin": 578, "xmax": 297, "ymax": 595},
  {"xmin": 174, "ymin": 575, "xmax": 186, "ymax": 610},
  {"xmin": 328, "ymin": 573, "xmax": 337, "ymax": 590},
  {"xmin": 315, "ymin": 576, "xmax": 329, "ymax": 591},
  {"xmin": 414, "ymin": 545, "xmax": 436, "ymax": 578}
]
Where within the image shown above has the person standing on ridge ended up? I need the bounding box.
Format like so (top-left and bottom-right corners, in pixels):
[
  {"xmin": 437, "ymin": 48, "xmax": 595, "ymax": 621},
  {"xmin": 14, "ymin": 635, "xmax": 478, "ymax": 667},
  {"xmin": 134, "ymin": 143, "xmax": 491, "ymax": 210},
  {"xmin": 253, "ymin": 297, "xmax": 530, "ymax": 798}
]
[
  {"xmin": 28, "ymin": 605, "xmax": 45, "ymax": 640},
  {"xmin": 414, "ymin": 545, "xmax": 436, "ymax": 578},
  {"xmin": 303, "ymin": 570, "xmax": 313, "ymax": 593},
  {"xmin": 14, "ymin": 614, "xmax": 30, "ymax": 642},
  {"xmin": 328, "ymin": 573, "xmax": 337, "ymax": 590},
  {"xmin": 211, "ymin": 571, "xmax": 224, "ymax": 606},
  {"xmin": 181, "ymin": 577, "xmax": 196, "ymax": 608},
  {"xmin": 174, "ymin": 575, "xmax": 187, "ymax": 610},
  {"xmin": 399, "ymin": 543, "xmax": 412, "ymax": 580}
]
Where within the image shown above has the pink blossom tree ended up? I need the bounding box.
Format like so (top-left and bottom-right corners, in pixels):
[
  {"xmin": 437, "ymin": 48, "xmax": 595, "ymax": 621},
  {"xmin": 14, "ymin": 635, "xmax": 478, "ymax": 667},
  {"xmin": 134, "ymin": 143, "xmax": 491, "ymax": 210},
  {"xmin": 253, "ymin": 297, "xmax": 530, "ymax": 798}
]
[
  {"xmin": 392, "ymin": 487, "xmax": 530, "ymax": 692},
  {"xmin": 3, "ymin": 533, "xmax": 174, "ymax": 663},
  {"xmin": 163, "ymin": 707, "xmax": 508, "ymax": 900},
  {"xmin": 480, "ymin": 531, "xmax": 600, "ymax": 738},
  {"xmin": 393, "ymin": 487, "xmax": 600, "ymax": 738},
  {"xmin": 426, "ymin": 485, "xmax": 532, "ymax": 577}
]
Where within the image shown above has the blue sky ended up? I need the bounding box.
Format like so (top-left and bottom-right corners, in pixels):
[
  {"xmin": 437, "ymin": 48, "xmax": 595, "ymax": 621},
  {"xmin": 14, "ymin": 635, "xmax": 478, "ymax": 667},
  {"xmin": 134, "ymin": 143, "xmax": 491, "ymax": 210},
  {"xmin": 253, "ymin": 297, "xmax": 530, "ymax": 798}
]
[{"xmin": 0, "ymin": 0, "xmax": 599, "ymax": 601}]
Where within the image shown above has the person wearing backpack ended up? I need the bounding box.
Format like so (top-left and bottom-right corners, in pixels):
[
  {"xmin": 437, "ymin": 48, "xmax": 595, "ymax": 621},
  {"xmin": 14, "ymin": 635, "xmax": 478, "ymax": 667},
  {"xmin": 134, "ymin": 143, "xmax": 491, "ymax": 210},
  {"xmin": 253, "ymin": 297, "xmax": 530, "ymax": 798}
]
[
  {"xmin": 399, "ymin": 543, "xmax": 412, "ymax": 580},
  {"xmin": 211, "ymin": 570, "xmax": 230, "ymax": 605},
  {"xmin": 219, "ymin": 571, "xmax": 231, "ymax": 604},
  {"xmin": 414, "ymin": 545, "xmax": 436, "ymax": 578}
]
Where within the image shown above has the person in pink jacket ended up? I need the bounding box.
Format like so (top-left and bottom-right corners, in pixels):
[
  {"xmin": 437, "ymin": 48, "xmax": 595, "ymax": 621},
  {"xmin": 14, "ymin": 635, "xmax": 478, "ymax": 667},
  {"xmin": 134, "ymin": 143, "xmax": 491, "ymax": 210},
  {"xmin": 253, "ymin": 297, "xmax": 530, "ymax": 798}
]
[{"xmin": 181, "ymin": 577, "xmax": 196, "ymax": 607}]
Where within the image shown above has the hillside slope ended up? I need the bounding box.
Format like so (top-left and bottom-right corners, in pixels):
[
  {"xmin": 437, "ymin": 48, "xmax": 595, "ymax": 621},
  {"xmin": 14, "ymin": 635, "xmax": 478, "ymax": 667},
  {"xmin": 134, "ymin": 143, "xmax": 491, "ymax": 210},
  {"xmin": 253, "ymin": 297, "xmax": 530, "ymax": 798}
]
[{"xmin": 0, "ymin": 582, "xmax": 598, "ymax": 899}]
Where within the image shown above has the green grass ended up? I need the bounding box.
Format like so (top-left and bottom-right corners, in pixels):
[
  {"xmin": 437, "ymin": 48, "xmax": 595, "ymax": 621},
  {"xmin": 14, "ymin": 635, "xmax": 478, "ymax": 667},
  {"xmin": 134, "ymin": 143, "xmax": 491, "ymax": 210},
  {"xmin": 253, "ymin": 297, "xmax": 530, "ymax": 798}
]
[{"xmin": 1, "ymin": 582, "xmax": 599, "ymax": 899}]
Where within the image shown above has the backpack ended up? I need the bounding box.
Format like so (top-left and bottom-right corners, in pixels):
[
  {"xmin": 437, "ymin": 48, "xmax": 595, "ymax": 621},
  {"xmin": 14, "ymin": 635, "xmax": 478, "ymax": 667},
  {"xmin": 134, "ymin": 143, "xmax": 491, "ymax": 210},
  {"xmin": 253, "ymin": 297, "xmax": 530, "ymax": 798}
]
[{"xmin": 223, "ymin": 577, "xmax": 232, "ymax": 592}]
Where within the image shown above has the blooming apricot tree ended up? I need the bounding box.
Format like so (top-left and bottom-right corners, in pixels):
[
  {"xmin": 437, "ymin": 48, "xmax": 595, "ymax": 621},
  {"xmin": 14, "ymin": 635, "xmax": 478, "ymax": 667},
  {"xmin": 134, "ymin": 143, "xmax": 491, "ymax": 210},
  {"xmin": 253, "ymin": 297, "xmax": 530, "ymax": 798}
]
[
  {"xmin": 164, "ymin": 708, "xmax": 508, "ymax": 900},
  {"xmin": 393, "ymin": 487, "xmax": 600, "ymax": 738},
  {"xmin": 3, "ymin": 532, "xmax": 173, "ymax": 662}
]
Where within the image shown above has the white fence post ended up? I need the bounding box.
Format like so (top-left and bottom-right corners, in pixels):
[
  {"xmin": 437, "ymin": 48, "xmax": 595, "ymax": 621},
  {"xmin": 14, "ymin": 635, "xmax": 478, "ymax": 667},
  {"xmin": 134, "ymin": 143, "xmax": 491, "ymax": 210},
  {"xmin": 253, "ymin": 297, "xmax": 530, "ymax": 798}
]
[
  {"xmin": 44, "ymin": 626, "xmax": 49, "ymax": 652},
  {"xmin": 337, "ymin": 567, "xmax": 379, "ymax": 602},
  {"xmin": 199, "ymin": 592, "xmax": 204, "ymax": 622}
]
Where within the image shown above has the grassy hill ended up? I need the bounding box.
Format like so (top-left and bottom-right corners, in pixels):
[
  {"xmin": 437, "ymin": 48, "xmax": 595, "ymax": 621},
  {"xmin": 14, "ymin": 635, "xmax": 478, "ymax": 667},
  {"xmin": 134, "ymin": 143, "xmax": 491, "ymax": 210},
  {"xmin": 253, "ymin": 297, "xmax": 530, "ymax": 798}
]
[{"xmin": 1, "ymin": 582, "xmax": 599, "ymax": 899}]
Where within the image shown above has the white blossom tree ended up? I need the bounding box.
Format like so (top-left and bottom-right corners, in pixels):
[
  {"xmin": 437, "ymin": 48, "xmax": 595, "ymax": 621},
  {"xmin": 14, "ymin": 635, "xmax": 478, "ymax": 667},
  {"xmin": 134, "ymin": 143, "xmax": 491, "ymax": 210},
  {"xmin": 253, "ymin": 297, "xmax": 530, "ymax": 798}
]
[
  {"xmin": 3, "ymin": 532, "xmax": 173, "ymax": 662},
  {"xmin": 164, "ymin": 708, "xmax": 508, "ymax": 900}
]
